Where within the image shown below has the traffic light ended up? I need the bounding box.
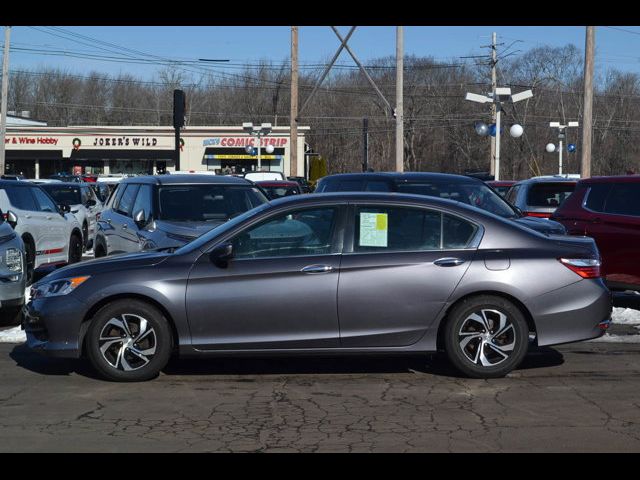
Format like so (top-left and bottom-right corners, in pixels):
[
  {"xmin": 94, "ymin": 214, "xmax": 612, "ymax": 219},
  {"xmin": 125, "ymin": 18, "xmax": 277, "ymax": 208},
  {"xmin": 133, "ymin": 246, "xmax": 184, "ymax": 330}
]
[{"xmin": 173, "ymin": 89, "xmax": 186, "ymax": 129}]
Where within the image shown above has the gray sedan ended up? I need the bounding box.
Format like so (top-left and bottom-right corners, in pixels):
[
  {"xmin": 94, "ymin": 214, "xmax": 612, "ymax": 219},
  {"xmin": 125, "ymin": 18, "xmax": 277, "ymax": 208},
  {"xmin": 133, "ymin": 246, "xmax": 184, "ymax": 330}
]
[{"xmin": 23, "ymin": 192, "xmax": 612, "ymax": 381}]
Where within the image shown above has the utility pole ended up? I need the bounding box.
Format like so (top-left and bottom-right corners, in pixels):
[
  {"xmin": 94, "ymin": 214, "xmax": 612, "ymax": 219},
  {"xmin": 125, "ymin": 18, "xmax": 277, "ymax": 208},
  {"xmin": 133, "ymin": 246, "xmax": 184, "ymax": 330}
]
[
  {"xmin": 290, "ymin": 26, "xmax": 299, "ymax": 177},
  {"xmin": 581, "ymin": 26, "xmax": 595, "ymax": 179},
  {"xmin": 395, "ymin": 26, "xmax": 404, "ymax": 172},
  {"xmin": 490, "ymin": 32, "xmax": 497, "ymax": 176},
  {"xmin": 0, "ymin": 26, "xmax": 11, "ymax": 176},
  {"xmin": 363, "ymin": 118, "xmax": 369, "ymax": 172}
]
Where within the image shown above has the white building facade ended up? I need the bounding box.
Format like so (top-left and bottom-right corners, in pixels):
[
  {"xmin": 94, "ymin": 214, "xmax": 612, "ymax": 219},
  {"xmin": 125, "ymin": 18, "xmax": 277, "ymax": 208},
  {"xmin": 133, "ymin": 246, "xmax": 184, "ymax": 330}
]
[{"xmin": 3, "ymin": 125, "xmax": 310, "ymax": 179}]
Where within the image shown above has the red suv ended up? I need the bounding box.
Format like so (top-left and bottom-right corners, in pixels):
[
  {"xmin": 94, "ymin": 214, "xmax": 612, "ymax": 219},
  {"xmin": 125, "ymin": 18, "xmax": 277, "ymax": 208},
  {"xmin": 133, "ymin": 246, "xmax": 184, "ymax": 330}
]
[{"xmin": 551, "ymin": 175, "xmax": 640, "ymax": 293}]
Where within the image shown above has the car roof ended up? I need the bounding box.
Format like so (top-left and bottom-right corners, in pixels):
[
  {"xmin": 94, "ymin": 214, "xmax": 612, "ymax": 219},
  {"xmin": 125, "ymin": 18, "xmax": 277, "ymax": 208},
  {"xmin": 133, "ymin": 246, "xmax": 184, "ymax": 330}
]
[
  {"xmin": 265, "ymin": 191, "xmax": 490, "ymax": 217},
  {"xmin": 255, "ymin": 180, "xmax": 300, "ymax": 187},
  {"xmin": 514, "ymin": 176, "xmax": 578, "ymax": 185},
  {"xmin": 120, "ymin": 174, "xmax": 253, "ymax": 186},
  {"xmin": 578, "ymin": 174, "xmax": 640, "ymax": 184},
  {"xmin": 40, "ymin": 182, "xmax": 89, "ymax": 188},
  {"xmin": 318, "ymin": 172, "xmax": 483, "ymax": 183}
]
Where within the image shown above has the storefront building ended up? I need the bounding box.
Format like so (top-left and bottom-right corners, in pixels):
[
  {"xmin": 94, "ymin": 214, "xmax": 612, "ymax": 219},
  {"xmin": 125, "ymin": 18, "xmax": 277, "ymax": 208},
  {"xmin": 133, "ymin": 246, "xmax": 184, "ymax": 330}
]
[{"xmin": 3, "ymin": 125, "xmax": 310, "ymax": 178}]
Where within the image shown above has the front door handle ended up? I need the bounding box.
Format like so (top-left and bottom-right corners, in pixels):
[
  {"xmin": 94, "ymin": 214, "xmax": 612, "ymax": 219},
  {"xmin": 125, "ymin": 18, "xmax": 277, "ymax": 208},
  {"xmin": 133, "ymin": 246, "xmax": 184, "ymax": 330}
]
[
  {"xmin": 434, "ymin": 257, "xmax": 465, "ymax": 267},
  {"xmin": 301, "ymin": 264, "xmax": 334, "ymax": 274},
  {"xmin": 122, "ymin": 224, "xmax": 128, "ymax": 229}
]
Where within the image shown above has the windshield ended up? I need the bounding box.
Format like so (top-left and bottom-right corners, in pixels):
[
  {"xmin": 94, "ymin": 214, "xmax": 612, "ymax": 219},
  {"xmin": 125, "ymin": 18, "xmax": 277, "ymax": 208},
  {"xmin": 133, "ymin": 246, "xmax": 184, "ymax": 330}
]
[
  {"xmin": 41, "ymin": 185, "xmax": 81, "ymax": 205},
  {"xmin": 396, "ymin": 181, "xmax": 519, "ymax": 219},
  {"xmin": 174, "ymin": 202, "xmax": 272, "ymax": 255},
  {"xmin": 262, "ymin": 185, "xmax": 300, "ymax": 199},
  {"xmin": 158, "ymin": 185, "xmax": 267, "ymax": 222}
]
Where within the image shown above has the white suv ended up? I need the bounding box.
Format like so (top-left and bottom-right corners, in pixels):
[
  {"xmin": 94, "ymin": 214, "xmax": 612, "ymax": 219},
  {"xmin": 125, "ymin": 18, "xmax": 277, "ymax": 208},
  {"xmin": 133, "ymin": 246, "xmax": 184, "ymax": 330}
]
[
  {"xmin": 39, "ymin": 182, "xmax": 103, "ymax": 251},
  {"xmin": 0, "ymin": 180, "xmax": 83, "ymax": 283}
]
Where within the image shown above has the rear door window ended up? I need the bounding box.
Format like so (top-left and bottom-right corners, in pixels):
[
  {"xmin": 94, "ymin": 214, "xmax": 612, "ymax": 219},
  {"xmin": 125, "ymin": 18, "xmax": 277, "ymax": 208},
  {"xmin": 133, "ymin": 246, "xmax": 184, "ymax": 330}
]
[
  {"xmin": 584, "ymin": 183, "xmax": 612, "ymax": 213},
  {"xmin": 324, "ymin": 179, "xmax": 364, "ymax": 192},
  {"xmin": 604, "ymin": 183, "xmax": 640, "ymax": 217}
]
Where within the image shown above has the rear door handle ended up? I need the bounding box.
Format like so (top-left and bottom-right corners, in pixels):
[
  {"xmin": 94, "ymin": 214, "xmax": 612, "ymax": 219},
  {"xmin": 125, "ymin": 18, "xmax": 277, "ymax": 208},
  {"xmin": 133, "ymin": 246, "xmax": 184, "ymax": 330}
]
[
  {"xmin": 434, "ymin": 257, "xmax": 466, "ymax": 267},
  {"xmin": 301, "ymin": 264, "xmax": 334, "ymax": 274}
]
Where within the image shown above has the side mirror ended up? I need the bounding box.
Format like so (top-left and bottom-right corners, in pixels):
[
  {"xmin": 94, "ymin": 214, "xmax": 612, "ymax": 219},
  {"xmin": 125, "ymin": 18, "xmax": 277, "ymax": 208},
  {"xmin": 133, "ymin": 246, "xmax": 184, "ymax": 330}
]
[
  {"xmin": 209, "ymin": 242, "xmax": 233, "ymax": 268},
  {"xmin": 134, "ymin": 209, "xmax": 147, "ymax": 229},
  {"xmin": 6, "ymin": 210, "xmax": 18, "ymax": 229},
  {"xmin": 59, "ymin": 204, "xmax": 71, "ymax": 214}
]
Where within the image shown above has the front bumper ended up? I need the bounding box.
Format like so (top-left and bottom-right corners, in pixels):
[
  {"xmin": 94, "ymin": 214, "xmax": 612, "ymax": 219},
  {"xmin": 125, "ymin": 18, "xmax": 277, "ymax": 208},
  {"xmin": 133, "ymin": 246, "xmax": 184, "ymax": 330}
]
[
  {"xmin": 22, "ymin": 295, "xmax": 87, "ymax": 358},
  {"xmin": 528, "ymin": 278, "xmax": 612, "ymax": 346}
]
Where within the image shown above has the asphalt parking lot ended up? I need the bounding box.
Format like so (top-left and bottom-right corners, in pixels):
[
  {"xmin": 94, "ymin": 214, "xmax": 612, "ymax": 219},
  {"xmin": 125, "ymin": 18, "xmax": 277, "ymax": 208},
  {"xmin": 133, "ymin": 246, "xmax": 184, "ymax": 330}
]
[{"xmin": 1, "ymin": 342, "xmax": 640, "ymax": 452}]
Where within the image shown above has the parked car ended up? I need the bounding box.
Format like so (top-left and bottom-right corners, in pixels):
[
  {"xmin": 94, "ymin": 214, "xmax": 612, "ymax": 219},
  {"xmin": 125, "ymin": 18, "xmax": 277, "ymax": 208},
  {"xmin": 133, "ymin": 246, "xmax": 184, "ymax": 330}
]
[
  {"xmin": 288, "ymin": 176, "xmax": 314, "ymax": 193},
  {"xmin": 255, "ymin": 180, "xmax": 302, "ymax": 200},
  {"xmin": 0, "ymin": 180, "xmax": 83, "ymax": 283},
  {"xmin": 244, "ymin": 171, "xmax": 286, "ymax": 182},
  {"xmin": 0, "ymin": 211, "xmax": 26, "ymax": 324},
  {"xmin": 94, "ymin": 174, "xmax": 268, "ymax": 256},
  {"xmin": 49, "ymin": 174, "xmax": 83, "ymax": 183},
  {"xmin": 89, "ymin": 182, "xmax": 112, "ymax": 204},
  {"xmin": 486, "ymin": 180, "xmax": 516, "ymax": 197},
  {"xmin": 315, "ymin": 172, "xmax": 567, "ymax": 235},
  {"xmin": 505, "ymin": 176, "xmax": 578, "ymax": 218},
  {"xmin": 30, "ymin": 179, "xmax": 63, "ymax": 184},
  {"xmin": 39, "ymin": 182, "xmax": 103, "ymax": 252},
  {"xmin": 1, "ymin": 174, "xmax": 26, "ymax": 181},
  {"xmin": 551, "ymin": 175, "xmax": 640, "ymax": 294},
  {"xmin": 23, "ymin": 192, "xmax": 611, "ymax": 381}
]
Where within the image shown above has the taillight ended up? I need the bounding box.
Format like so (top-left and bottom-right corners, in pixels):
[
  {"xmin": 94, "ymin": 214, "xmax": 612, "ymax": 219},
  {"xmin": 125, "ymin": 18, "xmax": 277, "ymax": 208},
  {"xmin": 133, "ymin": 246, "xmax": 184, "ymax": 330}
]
[
  {"xmin": 523, "ymin": 211, "xmax": 552, "ymax": 218},
  {"xmin": 559, "ymin": 258, "xmax": 601, "ymax": 279}
]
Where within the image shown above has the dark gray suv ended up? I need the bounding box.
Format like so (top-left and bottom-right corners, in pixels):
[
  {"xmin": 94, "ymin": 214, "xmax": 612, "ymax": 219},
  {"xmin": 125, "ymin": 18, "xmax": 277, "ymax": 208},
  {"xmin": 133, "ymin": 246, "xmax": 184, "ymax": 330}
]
[
  {"xmin": 24, "ymin": 193, "xmax": 611, "ymax": 381},
  {"xmin": 94, "ymin": 175, "xmax": 268, "ymax": 256}
]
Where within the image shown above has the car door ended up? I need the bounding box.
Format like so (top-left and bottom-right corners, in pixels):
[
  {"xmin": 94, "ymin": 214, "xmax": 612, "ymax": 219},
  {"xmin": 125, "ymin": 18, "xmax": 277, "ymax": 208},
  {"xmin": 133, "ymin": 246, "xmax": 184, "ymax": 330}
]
[
  {"xmin": 583, "ymin": 182, "xmax": 640, "ymax": 288},
  {"xmin": 186, "ymin": 204, "xmax": 345, "ymax": 350},
  {"xmin": 110, "ymin": 183, "xmax": 139, "ymax": 254},
  {"xmin": 337, "ymin": 203, "xmax": 479, "ymax": 347},
  {"xmin": 122, "ymin": 184, "xmax": 154, "ymax": 252},
  {"xmin": 30, "ymin": 186, "xmax": 69, "ymax": 265}
]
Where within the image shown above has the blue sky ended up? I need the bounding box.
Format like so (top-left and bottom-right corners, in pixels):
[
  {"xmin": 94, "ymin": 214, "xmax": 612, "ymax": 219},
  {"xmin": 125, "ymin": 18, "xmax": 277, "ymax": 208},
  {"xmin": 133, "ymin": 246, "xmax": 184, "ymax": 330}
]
[{"xmin": 6, "ymin": 26, "xmax": 640, "ymax": 80}]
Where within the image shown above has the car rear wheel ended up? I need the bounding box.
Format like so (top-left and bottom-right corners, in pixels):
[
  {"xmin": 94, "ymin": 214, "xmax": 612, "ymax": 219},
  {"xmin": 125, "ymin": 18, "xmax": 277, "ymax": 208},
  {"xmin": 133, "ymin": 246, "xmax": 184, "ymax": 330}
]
[
  {"xmin": 443, "ymin": 295, "xmax": 528, "ymax": 378},
  {"xmin": 82, "ymin": 222, "xmax": 89, "ymax": 252},
  {"xmin": 86, "ymin": 300, "xmax": 173, "ymax": 382},
  {"xmin": 68, "ymin": 234, "xmax": 82, "ymax": 264}
]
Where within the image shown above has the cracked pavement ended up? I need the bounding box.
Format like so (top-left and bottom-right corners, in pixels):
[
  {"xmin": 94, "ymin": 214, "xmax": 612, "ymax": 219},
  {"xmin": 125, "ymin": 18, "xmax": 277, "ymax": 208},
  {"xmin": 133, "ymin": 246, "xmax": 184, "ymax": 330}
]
[{"xmin": 1, "ymin": 342, "xmax": 640, "ymax": 452}]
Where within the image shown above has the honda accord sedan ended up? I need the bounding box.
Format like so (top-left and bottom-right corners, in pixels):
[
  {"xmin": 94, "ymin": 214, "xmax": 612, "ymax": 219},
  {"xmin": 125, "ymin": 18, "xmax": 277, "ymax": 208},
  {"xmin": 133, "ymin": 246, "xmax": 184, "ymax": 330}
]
[{"xmin": 23, "ymin": 192, "xmax": 612, "ymax": 381}]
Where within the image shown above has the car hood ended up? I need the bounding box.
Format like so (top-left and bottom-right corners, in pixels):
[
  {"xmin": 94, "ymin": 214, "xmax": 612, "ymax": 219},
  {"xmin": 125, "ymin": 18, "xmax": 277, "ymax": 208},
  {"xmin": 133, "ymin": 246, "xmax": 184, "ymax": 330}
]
[
  {"xmin": 513, "ymin": 216, "xmax": 567, "ymax": 235},
  {"xmin": 155, "ymin": 219, "xmax": 224, "ymax": 240},
  {"xmin": 35, "ymin": 250, "xmax": 172, "ymax": 284}
]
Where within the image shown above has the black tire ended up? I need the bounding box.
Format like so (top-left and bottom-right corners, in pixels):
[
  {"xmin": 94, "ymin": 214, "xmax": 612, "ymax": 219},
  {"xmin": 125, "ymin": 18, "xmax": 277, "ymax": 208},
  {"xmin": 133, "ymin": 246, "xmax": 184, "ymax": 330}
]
[
  {"xmin": 85, "ymin": 299, "xmax": 173, "ymax": 382},
  {"xmin": 23, "ymin": 237, "xmax": 35, "ymax": 286},
  {"xmin": 68, "ymin": 234, "xmax": 83, "ymax": 264},
  {"xmin": 94, "ymin": 237, "xmax": 107, "ymax": 258},
  {"xmin": 443, "ymin": 295, "xmax": 529, "ymax": 379},
  {"xmin": 0, "ymin": 307, "xmax": 22, "ymax": 327},
  {"xmin": 82, "ymin": 222, "xmax": 89, "ymax": 252}
]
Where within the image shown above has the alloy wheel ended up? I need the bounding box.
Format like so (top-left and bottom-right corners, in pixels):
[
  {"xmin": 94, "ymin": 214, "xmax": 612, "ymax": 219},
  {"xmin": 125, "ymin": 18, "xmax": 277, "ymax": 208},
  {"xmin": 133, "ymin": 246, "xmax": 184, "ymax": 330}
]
[
  {"xmin": 458, "ymin": 309, "xmax": 516, "ymax": 367},
  {"xmin": 98, "ymin": 314, "xmax": 157, "ymax": 371}
]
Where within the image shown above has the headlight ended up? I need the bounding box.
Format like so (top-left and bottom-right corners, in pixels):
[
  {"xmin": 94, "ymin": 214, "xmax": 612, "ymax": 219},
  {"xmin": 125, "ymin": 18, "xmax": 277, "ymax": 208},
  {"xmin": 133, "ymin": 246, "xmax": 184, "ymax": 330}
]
[
  {"xmin": 31, "ymin": 276, "xmax": 90, "ymax": 299},
  {"xmin": 5, "ymin": 248, "xmax": 23, "ymax": 273}
]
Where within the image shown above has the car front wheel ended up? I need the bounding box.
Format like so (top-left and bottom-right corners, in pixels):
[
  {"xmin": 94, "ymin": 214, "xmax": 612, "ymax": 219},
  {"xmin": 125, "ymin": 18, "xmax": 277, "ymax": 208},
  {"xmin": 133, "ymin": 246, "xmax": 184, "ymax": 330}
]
[
  {"xmin": 85, "ymin": 300, "xmax": 173, "ymax": 382},
  {"xmin": 443, "ymin": 295, "xmax": 529, "ymax": 378}
]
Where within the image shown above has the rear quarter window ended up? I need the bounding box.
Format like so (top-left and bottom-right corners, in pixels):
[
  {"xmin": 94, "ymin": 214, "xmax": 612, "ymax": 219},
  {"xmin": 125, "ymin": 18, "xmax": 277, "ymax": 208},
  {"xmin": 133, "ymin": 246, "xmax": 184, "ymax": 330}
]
[
  {"xmin": 604, "ymin": 183, "xmax": 640, "ymax": 216},
  {"xmin": 584, "ymin": 183, "xmax": 612, "ymax": 212}
]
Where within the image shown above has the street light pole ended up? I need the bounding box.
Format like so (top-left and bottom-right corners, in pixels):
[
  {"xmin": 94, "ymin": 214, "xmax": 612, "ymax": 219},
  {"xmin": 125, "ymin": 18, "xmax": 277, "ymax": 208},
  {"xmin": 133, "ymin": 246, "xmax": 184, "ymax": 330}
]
[
  {"xmin": 549, "ymin": 121, "xmax": 579, "ymax": 175},
  {"xmin": 495, "ymin": 102, "xmax": 501, "ymax": 182}
]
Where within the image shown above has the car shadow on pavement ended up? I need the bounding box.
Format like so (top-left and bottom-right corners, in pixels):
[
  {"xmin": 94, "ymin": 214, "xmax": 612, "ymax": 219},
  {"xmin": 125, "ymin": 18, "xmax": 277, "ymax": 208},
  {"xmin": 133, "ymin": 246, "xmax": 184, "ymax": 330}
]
[
  {"xmin": 9, "ymin": 344, "xmax": 564, "ymax": 380},
  {"xmin": 9, "ymin": 344, "xmax": 103, "ymax": 380}
]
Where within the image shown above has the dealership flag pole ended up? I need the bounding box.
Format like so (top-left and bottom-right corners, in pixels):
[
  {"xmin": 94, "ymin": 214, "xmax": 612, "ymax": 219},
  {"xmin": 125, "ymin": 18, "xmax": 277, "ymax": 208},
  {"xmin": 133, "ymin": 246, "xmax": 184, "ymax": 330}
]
[{"xmin": 0, "ymin": 26, "xmax": 11, "ymax": 175}]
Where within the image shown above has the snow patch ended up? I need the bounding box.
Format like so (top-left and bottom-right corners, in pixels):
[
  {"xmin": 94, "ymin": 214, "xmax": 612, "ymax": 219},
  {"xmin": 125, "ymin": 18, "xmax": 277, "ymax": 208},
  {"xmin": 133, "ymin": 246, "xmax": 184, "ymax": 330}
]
[
  {"xmin": 589, "ymin": 333, "xmax": 640, "ymax": 344},
  {"xmin": 0, "ymin": 326, "xmax": 26, "ymax": 343},
  {"xmin": 611, "ymin": 307, "xmax": 640, "ymax": 325}
]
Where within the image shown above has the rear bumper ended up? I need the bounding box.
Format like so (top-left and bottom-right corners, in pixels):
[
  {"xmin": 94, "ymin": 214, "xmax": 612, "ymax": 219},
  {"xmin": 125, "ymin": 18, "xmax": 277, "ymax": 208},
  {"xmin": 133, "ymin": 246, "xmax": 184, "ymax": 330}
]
[{"xmin": 527, "ymin": 279, "xmax": 612, "ymax": 346}]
